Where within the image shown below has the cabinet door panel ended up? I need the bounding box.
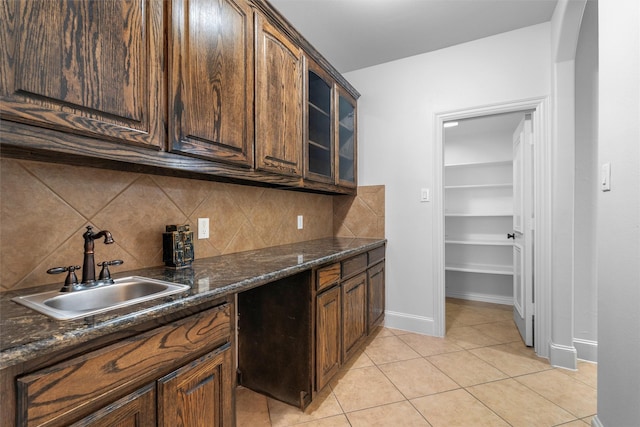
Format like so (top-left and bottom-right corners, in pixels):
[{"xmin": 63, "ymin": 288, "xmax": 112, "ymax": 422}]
[
  {"xmin": 158, "ymin": 343, "xmax": 233, "ymax": 427},
  {"xmin": 316, "ymin": 286, "xmax": 341, "ymax": 391},
  {"xmin": 0, "ymin": 0, "xmax": 164, "ymax": 148},
  {"xmin": 169, "ymin": 0, "xmax": 253, "ymax": 166},
  {"xmin": 367, "ymin": 261, "xmax": 385, "ymax": 331},
  {"xmin": 342, "ymin": 273, "xmax": 367, "ymax": 361},
  {"xmin": 305, "ymin": 60, "xmax": 334, "ymax": 183},
  {"xmin": 255, "ymin": 15, "xmax": 303, "ymax": 176},
  {"xmin": 336, "ymin": 89, "xmax": 357, "ymax": 187},
  {"xmin": 69, "ymin": 384, "xmax": 156, "ymax": 427}
]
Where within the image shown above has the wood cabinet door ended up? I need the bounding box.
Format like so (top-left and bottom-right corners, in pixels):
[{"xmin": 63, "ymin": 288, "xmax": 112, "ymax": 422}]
[
  {"xmin": 367, "ymin": 261, "xmax": 385, "ymax": 332},
  {"xmin": 255, "ymin": 14, "xmax": 303, "ymax": 176},
  {"xmin": 69, "ymin": 384, "xmax": 156, "ymax": 427},
  {"xmin": 304, "ymin": 59, "xmax": 335, "ymax": 184},
  {"xmin": 341, "ymin": 272, "xmax": 367, "ymax": 361},
  {"xmin": 169, "ymin": 0, "xmax": 254, "ymax": 166},
  {"xmin": 335, "ymin": 87, "xmax": 357, "ymax": 187},
  {"xmin": 316, "ymin": 285, "xmax": 341, "ymax": 391},
  {"xmin": 158, "ymin": 343, "xmax": 233, "ymax": 427},
  {"xmin": 0, "ymin": 0, "xmax": 164, "ymax": 148}
]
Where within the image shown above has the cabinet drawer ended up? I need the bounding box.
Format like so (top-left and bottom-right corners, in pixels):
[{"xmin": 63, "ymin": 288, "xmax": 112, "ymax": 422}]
[
  {"xmin": 368, "ymin": 246, "xmax": 385, "ymax": 265},
  {"xmin": 17, "ymin": 303, "xmax": 231, "ymax": 427},
  {"xmin": 317, "ymin": 263, "xmax": 340, "ymax": 292},
  {"xmin": 342, "ymin": 253, "xmax": 367, "ymax": 278}
]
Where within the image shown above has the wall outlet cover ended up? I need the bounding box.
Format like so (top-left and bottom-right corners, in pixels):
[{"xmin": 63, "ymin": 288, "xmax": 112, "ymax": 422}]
[{"xmin": 198, "ymin": 218, "xmax": 209, "ymax": 239}]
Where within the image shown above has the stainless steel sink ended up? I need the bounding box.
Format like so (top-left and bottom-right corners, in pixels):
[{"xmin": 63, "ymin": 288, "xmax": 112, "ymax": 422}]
[{"xmin": 12, "ymin": 276, "xmax": 190, "ymax": 320}]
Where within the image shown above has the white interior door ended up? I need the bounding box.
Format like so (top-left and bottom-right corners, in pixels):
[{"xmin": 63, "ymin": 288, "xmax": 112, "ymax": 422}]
[{"xmin": 512, "ymin": 116, "xmax": 534, "ymax": 346}]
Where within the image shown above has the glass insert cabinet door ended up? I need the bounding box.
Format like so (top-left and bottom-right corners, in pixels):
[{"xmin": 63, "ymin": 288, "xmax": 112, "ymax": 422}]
[
  {"xmin": 306, "ymin": 69, "xmax": 334, "ymax": 182},
  {"xmin": 337, "ymin": 90, "xmax": 356, "ymax": 187}
]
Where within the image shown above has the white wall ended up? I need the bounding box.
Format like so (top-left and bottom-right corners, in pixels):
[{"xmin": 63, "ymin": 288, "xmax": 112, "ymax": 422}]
[
  {"xmin": 573, "ymin": 0, "xmax": 598, "ymax": 362},
  {"xmin": 595, "ymin": 0, "xmax": 640, "ymax": 425},
  {"xmin": 344, "ymin": 24, "xmax": 551, "ymax": 334}
]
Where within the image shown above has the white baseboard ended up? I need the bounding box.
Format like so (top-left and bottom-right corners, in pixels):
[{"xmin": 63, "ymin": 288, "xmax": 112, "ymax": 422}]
[
  {"xmin": 445, "ymin": 290, "xmax": 513, "ymax": 306},
  {"xmin": 549, "ymin": 341, "xmax": 578, "ymax": 369},
  {"xmin": 591, "ymin": 415, "xmax": 604, "ymax": 427},
  {"xmin": 384, "ymin": 310, "xmax": 437, "ymax": 336},
  {"xmin": 573, "ymin": 338, "xmax": 598, "ymax": 363}
]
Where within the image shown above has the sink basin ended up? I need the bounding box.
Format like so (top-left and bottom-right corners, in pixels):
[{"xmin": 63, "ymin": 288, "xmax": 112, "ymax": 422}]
[{"xmin": 12, "ymin": 276, "xmax": 190, "ymax": 320}]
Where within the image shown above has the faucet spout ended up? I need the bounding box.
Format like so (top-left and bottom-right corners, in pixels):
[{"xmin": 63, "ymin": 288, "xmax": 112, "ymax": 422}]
[{"xmin": 82, "ymin": 226, "xmax": 114, "ymax": 285}]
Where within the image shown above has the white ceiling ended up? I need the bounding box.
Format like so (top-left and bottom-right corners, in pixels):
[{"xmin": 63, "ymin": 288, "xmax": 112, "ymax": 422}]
[{"xmin": 269, "ymin": 0, "xmax": 558, "ymax": 73}]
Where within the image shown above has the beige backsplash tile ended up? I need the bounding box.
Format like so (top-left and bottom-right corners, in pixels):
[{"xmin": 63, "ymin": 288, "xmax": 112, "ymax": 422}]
[
  {"xmin": 1, "ymin": 158, "xmax": 383, "ymax": 291},
  {"xmin": 334, "ymin": 185, "xmax": 385, "ymax": 238}
]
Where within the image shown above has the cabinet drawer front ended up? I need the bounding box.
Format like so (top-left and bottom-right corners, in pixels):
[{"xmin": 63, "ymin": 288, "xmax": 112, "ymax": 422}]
[
  {"xmin": 342, "ymin": 253, "xmax": 367, "ymax": 278},
  {"xmin": 317, "ymin": 263, "xmax": 340, "ymax": 292},
  {"xmin": 368, "ymin": 246, "xmax": 385, "ymax": 265},
  {"xmin": 17, "ymin": 304, "xmax": 230, "ymax": 427}
]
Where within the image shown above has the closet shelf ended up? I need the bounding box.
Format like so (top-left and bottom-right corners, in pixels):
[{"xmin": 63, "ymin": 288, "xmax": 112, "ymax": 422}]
[
  {"xmin": 444, "ymin": 160, "xmax": 512, "ymax": 168},
  {"xmin": 445, "ymin": 212, "xmax": 513, "ymax": 217},
  {"xmin": 445, "ymin": 239, "xmax": 514, "ymax": 246},
  {"xmin": 444, "ymin": 183, "xmax": 512, "ymax": 190},
  {"xmin": 445, "ymin": 262, "xmax": 513, "ymax": 275}
]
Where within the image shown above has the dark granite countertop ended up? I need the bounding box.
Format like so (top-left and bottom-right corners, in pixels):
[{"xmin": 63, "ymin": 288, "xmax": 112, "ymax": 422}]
[{"xmin": 0, "ymin": 237, "xmax": 385, "ymax": 369}]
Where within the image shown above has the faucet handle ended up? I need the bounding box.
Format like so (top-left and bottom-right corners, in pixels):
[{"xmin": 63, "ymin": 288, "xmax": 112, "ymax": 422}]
[
  {"xmin": 47, "ymin": 266, "xmax": 81, "ymax": 291},
  {"xmin": 97, "ymin": 259, "xmax": 124, "ymax": 281}
]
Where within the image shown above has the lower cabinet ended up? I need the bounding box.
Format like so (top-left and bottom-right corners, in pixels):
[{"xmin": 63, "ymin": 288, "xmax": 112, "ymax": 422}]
[
  {"xmin": 316, "ymin": 285, "xmax": 341, "ymax": 391},
  {"xmin": 341, "ymin": 272, "xmax": 367, "ymax": 361},
  {"xmin": 70, "ymin": 383, "xmax": 157, "ymax": 427},
  {"xmin": 314, "ymin": 246, "xmax": 386, "ymax": 393},
  {"xmin": 367, "ymin": 261, "xmax": 385, "ymax": 331},
  {"xmin": 15, "ymin": 303, "xmax": 233, "ymax": 427},
  {"xmin": 158, "ymin": 344, "xmax": 233, "ymax": 427}
]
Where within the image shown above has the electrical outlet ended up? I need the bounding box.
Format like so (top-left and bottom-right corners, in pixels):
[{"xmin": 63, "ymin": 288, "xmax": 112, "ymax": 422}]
[
  {"xmin": 297, "ymin": 215, "xmax": 303, "ymax": 230},
  {"xmin": 198, "ymin": 218, "xmax": 209, "ymax": 239}
]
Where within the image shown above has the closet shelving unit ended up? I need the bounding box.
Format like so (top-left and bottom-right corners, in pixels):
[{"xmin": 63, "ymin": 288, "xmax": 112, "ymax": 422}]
[{"xmin": 444, "ymin": 158, "xmax": 514, "ymax": 303}]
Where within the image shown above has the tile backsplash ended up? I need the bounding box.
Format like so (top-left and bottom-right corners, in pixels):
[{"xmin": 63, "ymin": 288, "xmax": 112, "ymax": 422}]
[
  {"xmin": 334, "ymin": 185, "xmax": 385, "ymax": 238},
  {"xmin": 0, "ymin": 158, "xmax": 384, "ymax": 292}
]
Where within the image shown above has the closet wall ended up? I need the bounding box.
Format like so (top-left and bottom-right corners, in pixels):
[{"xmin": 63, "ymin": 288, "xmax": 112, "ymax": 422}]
[{"xmin": 444, "ymin": 113, "xmax": 523, "ymax": 305}]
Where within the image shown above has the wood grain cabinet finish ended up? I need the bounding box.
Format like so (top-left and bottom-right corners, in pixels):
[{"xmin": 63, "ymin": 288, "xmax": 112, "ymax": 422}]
[
  {"xmin": 16, "ymin": 303, "xmax": 231, "ymax": 427},
  {"xmin": 316, "ymin": 263, "xmax": 340, "ymax": 293},
  {"xmin": 304, "ymin": 59, "xmax": 335, "ymax": 184},
  {"xmin": 315, "ymin": 285, "xmax": 341, "ymax": 391},
  {"xmin": 336, "ymin": 87, "xmax": 357, "ymax": 188},
  {"xmin": 68, "ymin": 384, "xmax": 157, "ymax": 427},
  {"xmin": 367, "ymin": 261, "xmax": 385, "ymax": 331},
  {"xmin": 341, "ymin": 272, "xmax": 367, "ymax": 361},
  {"xmin": 255, "ymin": 13, "xmax": 303, "ymax": 176},
  {"xmin": 0, "ymin": 0, "xmax": 164, "ymax": 149},
  {"xmin": 313, "ymin": 246, "xmax": 385, "ymax": 391},
  {"xmin": 169, "ymin": 0, "xmax": 254, "ymax": 166},
  {"xmin": 158, "ymin": 343, "xmax": 233, "ymax": 427}
]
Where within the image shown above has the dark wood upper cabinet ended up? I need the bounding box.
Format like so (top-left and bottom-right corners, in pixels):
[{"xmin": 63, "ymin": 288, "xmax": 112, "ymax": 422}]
[
  {"xmin": 0, "ymin": 0, "xmax": 164, "ymax": 148},
  {"xmin": 255, "ymin": 13, "xmax": 303, "ymax": 177},
  {"xmin": 304, "ymin": 59, "xmax": 335, "ymax": 184},
  {"xmin": 336, "ymin": 87, "xmax": 357, "ymax": 188},
  {"xmin": 169, "ymin": 0, "xmax": 254, "ymax": 167}
]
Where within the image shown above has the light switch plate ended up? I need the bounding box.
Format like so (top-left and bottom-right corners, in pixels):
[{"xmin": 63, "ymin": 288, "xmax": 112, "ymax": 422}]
[
  {"xmin": 420, "ymin": 188, "xmax": 430, "ymax": 202},
  {"xmin": 297, "ymin": 215, "xmax": 303, "ymax": 230}
]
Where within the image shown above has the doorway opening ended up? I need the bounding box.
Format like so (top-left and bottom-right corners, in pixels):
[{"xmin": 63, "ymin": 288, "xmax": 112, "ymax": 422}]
[{"xmin": 433, "ymin": 98, "xmax": 551, "ymax": 358}]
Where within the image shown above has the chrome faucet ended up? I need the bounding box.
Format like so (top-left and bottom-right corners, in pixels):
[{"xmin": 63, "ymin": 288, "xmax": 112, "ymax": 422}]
[{"xmin": 82, "ymin": 226, "xmax": 114, "ymax": 285}]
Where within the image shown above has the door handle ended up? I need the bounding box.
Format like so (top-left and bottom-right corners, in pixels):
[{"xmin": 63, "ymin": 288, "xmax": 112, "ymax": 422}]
[{"xmin": 507, "ymin": 233, "xmax": 515, "ymax": 240}]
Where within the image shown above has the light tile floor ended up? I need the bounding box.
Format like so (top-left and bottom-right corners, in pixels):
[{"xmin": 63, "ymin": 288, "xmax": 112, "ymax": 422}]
[{"xmin": 236, "ymin": 298, "xmax": 597, "ymax": 426}]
